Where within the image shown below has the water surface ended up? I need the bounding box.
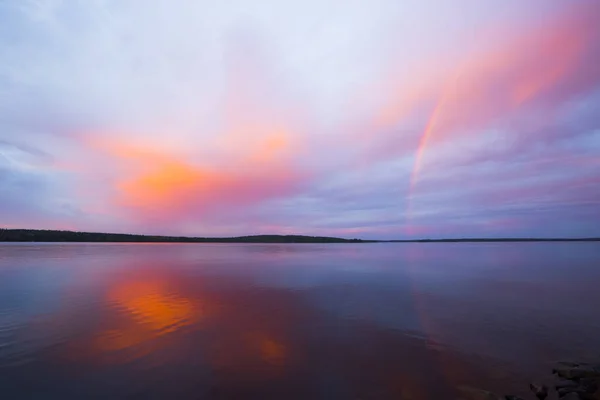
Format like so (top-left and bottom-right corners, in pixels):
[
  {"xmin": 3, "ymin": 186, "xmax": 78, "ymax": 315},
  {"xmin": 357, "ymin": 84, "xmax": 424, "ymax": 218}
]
[{"xmin": 0, "ymin": 242, "xmax": 599, "ymax": 399}]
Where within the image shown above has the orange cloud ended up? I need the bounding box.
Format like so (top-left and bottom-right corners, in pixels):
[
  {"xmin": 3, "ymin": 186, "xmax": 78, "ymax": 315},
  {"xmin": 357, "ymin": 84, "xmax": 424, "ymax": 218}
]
[
  {"xmin": 118, "ymin": 159, "xmax": 219, "ymax": 213},
  {"xmin": 85, "ymin": 129, "xmax": 306, "ymax": 224}
]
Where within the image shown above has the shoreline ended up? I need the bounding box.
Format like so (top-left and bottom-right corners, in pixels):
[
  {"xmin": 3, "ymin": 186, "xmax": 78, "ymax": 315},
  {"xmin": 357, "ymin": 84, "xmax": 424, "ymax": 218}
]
[
  {"xmin": 461, "ymin": 361, "xmax": 600, "ymax": 400},
  {"xmin": 1, "ymin": 229, "xmax": 599, "ymax": 243}
]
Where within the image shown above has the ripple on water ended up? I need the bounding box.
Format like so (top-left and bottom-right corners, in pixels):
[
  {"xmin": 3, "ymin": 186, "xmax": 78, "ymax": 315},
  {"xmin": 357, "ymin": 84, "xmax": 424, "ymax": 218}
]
[
  {"xmin": 86, "ymin": 279, "xmax": 205, "ymax": 366},
  {"xmin": 0, "ymin": 312, "xmax": 39, "ymax": 367},
  {"xmin": 106, "ymin": 280, "xmax": 199, "ymax": 335}
]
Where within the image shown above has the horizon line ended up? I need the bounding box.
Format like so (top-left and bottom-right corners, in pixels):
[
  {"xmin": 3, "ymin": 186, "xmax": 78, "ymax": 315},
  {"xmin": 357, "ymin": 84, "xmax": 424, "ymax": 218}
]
[{"xmin": 1, "ymin": 228, "xmax": 599, "ymax": 243}]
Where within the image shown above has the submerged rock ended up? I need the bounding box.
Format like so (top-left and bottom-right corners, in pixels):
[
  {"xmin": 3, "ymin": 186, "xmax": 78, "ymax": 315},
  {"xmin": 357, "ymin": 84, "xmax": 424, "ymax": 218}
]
[
  {"xmin": 562, "ymin": 393, "xmax": 583, "ymax": 400},
  {"xmin": 557, "ymin": 380, "xmax": 582, "ymax": 390},
  {"xmin": 458, "ymin": 361, "xmax": 600, "ymax": 400},
  {"xmin": 554, "ymin": 362, "xmax": 600, "ymax": 380},
  {"xmin": 552, "ymin": 363, "xmax": 600, "ymax": 400},
  {"xmin": 559, "ymin": 386, "xmax": 587, "ymax": 397},
  {"xmin": 580, "ymin": 387, "xmax": 600, "ymax": 400},
  {"xmin": 530, "ymin": 383, "xmax": 548, "ymax": 399},
  {"xmin": 557, "ymin": 379, "xmax": 600, "ymax": 398}
]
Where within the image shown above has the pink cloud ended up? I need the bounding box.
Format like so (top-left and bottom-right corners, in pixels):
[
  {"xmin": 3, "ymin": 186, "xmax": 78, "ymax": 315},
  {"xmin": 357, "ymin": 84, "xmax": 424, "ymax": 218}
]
[
  {"xmin": 77, "ymin": 133, "xmax": 309, "ymax": 226},
  {"xmin": 357, "ymin": 1, "xmax": 600, "ymax": 162}
]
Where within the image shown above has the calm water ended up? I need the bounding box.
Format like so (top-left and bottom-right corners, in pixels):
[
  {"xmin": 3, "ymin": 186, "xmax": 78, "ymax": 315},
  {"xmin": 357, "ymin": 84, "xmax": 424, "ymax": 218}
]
[{"xmin": 0, "ymin": 243, "xmax": 599, "ymax": 399}]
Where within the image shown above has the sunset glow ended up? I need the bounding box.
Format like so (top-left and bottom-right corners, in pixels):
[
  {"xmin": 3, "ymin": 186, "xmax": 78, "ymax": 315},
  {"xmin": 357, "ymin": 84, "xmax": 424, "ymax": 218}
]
[{"xmin": 0, "ymin": 0, "xmax": 598, "ymax": 238}]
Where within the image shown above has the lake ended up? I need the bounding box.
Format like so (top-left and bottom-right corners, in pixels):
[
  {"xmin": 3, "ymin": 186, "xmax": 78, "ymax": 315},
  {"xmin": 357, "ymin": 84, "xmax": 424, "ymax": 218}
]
[{"xmin": 0, "ymin": 242, "xmax": 599, "ymax": 399}]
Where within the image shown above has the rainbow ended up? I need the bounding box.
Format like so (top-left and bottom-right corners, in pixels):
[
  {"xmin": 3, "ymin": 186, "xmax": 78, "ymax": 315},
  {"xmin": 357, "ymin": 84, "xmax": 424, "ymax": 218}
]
[{"xmin": 405, "ymin": 86, "xmax": 452, "ymax": 234}]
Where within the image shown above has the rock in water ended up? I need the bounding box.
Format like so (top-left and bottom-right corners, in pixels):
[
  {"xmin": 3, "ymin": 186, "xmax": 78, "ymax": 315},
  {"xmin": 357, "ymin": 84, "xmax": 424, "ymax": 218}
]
[
  {"xmin": 554, "ymin": 362, "xmax": 600, "ymax": 380},
  {"xmin": 530, "ymin": 383, "xmax": 548, "ymax": 399},
  {"xmin": 557, "ymin": 380, "xmax": 581, "ymax": 390},
  {"xmin": 581, "ymin": 386, "xmax": 600, "ymax": 400},
  {"xmin": 558, "ymin": 387, "xmax": 585, "ymax": 397},
  {"xmin": 579, "ymin": 377, "xmax": 600, "ymax": 392}
]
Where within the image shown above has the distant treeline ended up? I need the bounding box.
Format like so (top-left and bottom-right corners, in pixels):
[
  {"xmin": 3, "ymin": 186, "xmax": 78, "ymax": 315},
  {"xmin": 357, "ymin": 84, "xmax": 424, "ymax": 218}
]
[
  {"xmin": 0, "ymin": 229, "xmax": 366, "ymax": 243},
  {"xmin": 0, "ymin": 229, "xmax": 597, "ymax": 243},
  {"xmin": 388, "ymin": 238, "xmax": 600, "ymax": 242}
]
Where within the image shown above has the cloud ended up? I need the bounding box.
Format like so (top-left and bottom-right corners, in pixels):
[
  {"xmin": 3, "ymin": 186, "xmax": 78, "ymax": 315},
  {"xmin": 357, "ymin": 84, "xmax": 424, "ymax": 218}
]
[
  {"xmin": 358, "ymin": 0, "xmax": 600, "ymax": 158},
  {"xmin": 0, "ymin": 163, "xmax": 77, "ymax": 230},
  {"xmin": 0, "ymin": 0, "xmax": 598, "ymax": 238},
  {"xmin": 83, "ymin": 133, "xmax": 309, "ymax": 226}
]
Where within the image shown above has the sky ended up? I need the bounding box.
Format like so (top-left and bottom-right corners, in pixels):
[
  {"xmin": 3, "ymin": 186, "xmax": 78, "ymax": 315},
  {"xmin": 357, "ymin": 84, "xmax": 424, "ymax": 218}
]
[{"xmin": 0, "ymin": 0, "xmax": 599, "ymax": 239}]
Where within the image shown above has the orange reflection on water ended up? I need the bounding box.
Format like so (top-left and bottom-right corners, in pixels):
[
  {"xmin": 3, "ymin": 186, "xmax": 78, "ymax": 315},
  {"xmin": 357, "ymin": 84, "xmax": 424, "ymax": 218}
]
[
  {"xmin": 108, "ymin": 279, "xmax": 198, "ymax": 334},
  {"xmin": 92, "ymin": 275, "xmax": 206, "ymax": 358},
  {"xmin": 260, "ymin": 338, "xmax": 286, "ymax": 365},
  {"xmin": 46, "ymin": 260, "xmax": 491, "ymax": 397},
  {"xmin": 244, "ymin": 332, "xmax": 287, "ymax": 366}
]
